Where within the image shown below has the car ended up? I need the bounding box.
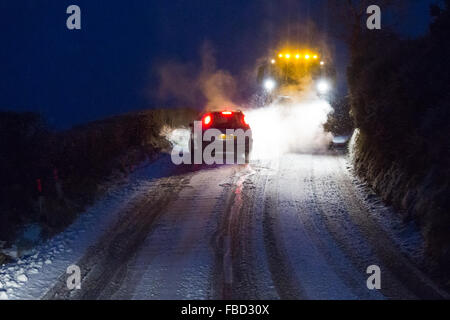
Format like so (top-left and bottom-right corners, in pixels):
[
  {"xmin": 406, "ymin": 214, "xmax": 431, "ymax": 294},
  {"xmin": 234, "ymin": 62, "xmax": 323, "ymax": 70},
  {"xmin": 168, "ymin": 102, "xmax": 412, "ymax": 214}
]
[{"xmin": 189, "ymin": 110, "xmax": 252, "ymax": 164}]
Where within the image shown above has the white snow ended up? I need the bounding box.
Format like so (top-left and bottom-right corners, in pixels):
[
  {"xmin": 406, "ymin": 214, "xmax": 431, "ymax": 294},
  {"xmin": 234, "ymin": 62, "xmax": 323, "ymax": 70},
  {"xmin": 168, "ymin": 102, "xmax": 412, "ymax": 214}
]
[
  {"xmin": 0, "ymin": 155, "xmax": 178, "ymax": 300},
  {"xmin": 6, "ymin": 280, "xmax": 20, "ymax": 288},
  {"xmin": 29, "ymin": 268, "xmax": 39, "ymax": 275},
  {"xmin": 342, "ymin": 158, "xmax": 426, "ymax": 262},
  {"xmin": 2, "ymin": 246, "xmax": 19, "ymax": 260},
  {"xmin": 17, "ymin": 274, "xmax": 28, "ymax": 283},
  {"xmin": 109, "ymin": 165, "xmax": 236, "ymax": 299},
  {"xmin": 0, "ymin": 290, "xmax": 8, "ymax": 300},
  {"xmin": 0, "ymin": 152, "xmax": 437, "ymax": 300},
  {"xmin": 161, "ymin": 126, "xmax": 191, "ymax": 151}
]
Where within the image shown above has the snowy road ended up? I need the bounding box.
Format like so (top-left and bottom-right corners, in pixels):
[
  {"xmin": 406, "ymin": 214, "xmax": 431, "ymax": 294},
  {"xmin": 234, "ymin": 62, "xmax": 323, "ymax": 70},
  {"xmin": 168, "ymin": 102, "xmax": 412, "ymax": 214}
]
[{"xmin": 2, "ymin": 152, "xmax": 448, "ymax": 300}]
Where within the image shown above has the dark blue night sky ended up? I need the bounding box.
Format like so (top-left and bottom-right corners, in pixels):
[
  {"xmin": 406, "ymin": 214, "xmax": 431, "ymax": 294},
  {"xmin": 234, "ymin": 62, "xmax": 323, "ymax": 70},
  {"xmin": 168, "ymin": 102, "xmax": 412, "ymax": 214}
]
[{"xmin": 0, "ymin": 0, "xmax": 437, "ymax": 129}]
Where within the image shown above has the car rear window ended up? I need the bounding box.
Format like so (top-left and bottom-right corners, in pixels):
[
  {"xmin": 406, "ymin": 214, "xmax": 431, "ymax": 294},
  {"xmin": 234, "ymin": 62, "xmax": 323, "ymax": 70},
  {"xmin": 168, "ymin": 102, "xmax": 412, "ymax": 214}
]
[{"xmin": 211, "ymin": 113, "xmax": 243, "ymax": 128}]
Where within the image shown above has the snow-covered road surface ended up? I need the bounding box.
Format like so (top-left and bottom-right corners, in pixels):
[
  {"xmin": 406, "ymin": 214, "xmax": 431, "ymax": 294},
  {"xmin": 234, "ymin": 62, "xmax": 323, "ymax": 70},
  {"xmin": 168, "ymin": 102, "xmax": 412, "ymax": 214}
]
[{"xmin": 1, "ymin": 153, "xmax": 448, "ymax": 300}]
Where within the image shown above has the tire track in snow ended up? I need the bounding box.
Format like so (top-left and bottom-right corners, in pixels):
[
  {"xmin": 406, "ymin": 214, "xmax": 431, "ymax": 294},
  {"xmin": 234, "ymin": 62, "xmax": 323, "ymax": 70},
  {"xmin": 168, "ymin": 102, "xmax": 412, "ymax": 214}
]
[
  {"xmin": 108, "ymin": 166, "xmax": 238, "ymax": 300},
  {"xmin": 42, "ymin": 174, "xmax": 191, "ymax": 300},
  {"xmin": 334, "ymin": 156, "xmax": 449, "ymax": 299},
  {"xmin": 37, "ymin": 153, "xmax": 448, "ymax": 300},
  {"xmin": 216, "ymin": 162, "xmax": 278, "ymax": 300},
  {"xmin": 310, "ymin": 153, "xmax": 416, "ymax": 299},
  {"xmin": 212, "ymin": 164, "xmax": 266, "ymax": 299},
  {"xmin": 281, "ymin": 154, "xmax": 382, "ymax": 299},
  {"xmin": 261, "ymin": 159, "xmax": 307, "ymax": 299},
  {"xmin": 241, "ymin": 162, "xmax": 280, "ymax": 300}
]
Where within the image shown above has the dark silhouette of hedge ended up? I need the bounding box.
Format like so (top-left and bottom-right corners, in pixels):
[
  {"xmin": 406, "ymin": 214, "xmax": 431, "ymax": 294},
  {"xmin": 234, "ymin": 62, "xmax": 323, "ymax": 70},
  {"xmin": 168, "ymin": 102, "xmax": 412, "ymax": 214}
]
[
  {"xmin": 348, "ymin": 2, "xmax": 450, "ymax": 271},
  {"xmin": 0, "ymin": 108, "xmax": 196, "ymax": 244}
]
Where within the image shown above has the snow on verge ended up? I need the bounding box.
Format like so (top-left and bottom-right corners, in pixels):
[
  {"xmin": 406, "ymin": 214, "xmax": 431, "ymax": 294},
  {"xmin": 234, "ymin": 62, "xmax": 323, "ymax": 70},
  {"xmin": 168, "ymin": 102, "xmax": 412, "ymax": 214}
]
[
  {"xmin": 0, "ymin": 156, "xmax": 176, "ymax": 300},
  {"xmin": 342, "ymin": 155, "xmax": 426, "ymax": 263}
]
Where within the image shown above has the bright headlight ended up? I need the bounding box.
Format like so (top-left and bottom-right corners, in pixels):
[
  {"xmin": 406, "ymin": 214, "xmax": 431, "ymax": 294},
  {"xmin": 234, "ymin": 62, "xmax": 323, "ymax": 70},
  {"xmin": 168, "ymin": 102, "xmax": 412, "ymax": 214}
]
[
  {"xmin": 263, "ymin": 78, "xmax": 276, "ymax": 92},
  {"xmin": 317, "ymin": 80, "xmax": 331, "ymax": 94}
]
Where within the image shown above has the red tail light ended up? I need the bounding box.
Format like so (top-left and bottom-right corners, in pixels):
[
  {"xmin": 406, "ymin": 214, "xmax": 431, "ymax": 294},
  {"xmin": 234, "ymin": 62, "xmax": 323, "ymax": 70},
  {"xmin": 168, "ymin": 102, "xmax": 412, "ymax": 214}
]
[
  {"xmin": 221, "ymin": 111, "xmax": 233, "ymax": 116},
  {"xmin": 203, "ymin": 114, "xmax": 212, "ymax": 126}
]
